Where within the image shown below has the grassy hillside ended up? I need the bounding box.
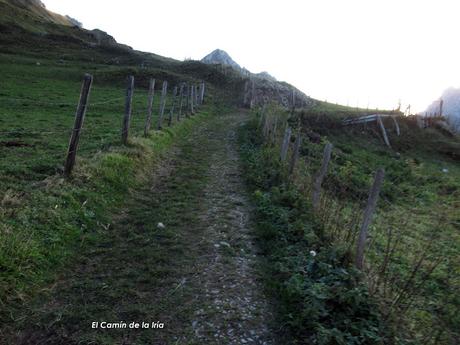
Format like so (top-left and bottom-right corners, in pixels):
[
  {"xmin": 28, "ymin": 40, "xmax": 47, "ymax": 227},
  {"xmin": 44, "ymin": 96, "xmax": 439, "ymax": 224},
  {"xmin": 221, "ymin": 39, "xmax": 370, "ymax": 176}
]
[
  {"xmin": 0, "ymin": 3, "xmax": 245, "ymax": 326},
  {"xmin": 239, "ymin": 105, "xmax": 459, "ymax": 344},
  {"xmin": 0, "ymin": 0, "xmax": 73, "ymax": 31}
]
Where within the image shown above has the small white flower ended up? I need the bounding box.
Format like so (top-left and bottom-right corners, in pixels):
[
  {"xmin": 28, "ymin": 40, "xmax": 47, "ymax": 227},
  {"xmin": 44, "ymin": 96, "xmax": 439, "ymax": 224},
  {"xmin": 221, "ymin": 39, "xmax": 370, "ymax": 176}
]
[
  {"xmin": 157, "ymin": 222, "xmax": 165, "ymax": 229},
  {"xmin": 309, "ymin": 250, "xmax": 317, "ymax": 257}
]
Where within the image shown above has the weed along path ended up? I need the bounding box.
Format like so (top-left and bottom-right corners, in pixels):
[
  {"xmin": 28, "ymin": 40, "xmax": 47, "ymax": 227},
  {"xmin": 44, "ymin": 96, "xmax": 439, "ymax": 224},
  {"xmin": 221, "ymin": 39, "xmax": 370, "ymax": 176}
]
[{"xmin": 5, "ymin": 111, "xmax": 275, "ymax": 345}]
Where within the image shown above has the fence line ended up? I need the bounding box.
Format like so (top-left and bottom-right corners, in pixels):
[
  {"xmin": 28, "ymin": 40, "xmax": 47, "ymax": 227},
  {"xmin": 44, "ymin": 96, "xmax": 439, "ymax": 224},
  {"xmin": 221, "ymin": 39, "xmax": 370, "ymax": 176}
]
[{"xmin": 1, "ymin": 74, "xmax": 207, "ymax": 177}]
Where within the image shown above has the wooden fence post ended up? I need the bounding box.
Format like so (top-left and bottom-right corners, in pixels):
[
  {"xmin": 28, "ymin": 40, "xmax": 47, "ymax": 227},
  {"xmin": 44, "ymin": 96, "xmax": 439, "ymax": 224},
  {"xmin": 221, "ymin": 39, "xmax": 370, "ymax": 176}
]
[
  {"xmin": 184, "ymin": 83, "xmax": 190, "ymax": 117},
  {"xmin": 200, "ymin": 82, "xmax": 205, "ymax": 104},
  {"xmin": 355, "ymin": 168, "xmax": 385, "ymax": 270},
  {"xmin": 177, "ymin": 83, "xmax": 184, "ymax": 121},
  {"xmin": 243, "ymin": 80, "xmax": 250, "ymax": 107},
  {"xmin": 121, "ymin": 75, "xmax": 134, "ymax": 144},
  {"xmin": 270, "ymin": 116, "xmax": 278, "ymax": 144},
  {"xmin": 262, "ymin": 114, "xmax": 270, "ymax": 139},
  {"xmin": 390, "ymin": 116, "xmax": 400, "ymax": 136},
  {"xmin": 377, "ymin": 115, "xmax": 391, "ymax": 148},
  {"xmin": 190, "ymin": 84, "xmax": 195, "ymax": 114},
  {"xmin": 157, "ymin": 80, "xmax": 168, "ymax": 130},
  {"xmin": 64, "ymin": 73, "xmax": 93, "ymax": 176},
  {"xmin": 289, "ymin": 132, "xmax": 302, "ymax": 175},
  {"xmin": 196, "ymin": 84, "xmax": 200, "ymax": 107},
  {"xmin": 280, "ymin": 126, "xmax": 292, "ymax": 161},
  {"xmin": 312, "ymin": 143, "xmax": 333, "ymax": 210},
  {"xmin": 250, "ymin": 79, "xmax": 256, "ymax": 109},
  {"xmin": 143, "ymin": 78, "xmax": 155, "ymax": 136},
  {"xmin": 168, "ymin": 86, "xmax": 178, "ymax": 126},
  {"xmin": 258, "ymin": 105, "xmax": 267, "ymax": 129}
]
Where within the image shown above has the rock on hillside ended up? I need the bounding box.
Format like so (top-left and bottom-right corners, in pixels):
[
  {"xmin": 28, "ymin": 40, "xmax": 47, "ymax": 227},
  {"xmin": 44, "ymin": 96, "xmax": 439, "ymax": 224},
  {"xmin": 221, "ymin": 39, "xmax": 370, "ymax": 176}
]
[{"xmin": 425, "ymin": 87, "xmax": 460, "ymax": 132}]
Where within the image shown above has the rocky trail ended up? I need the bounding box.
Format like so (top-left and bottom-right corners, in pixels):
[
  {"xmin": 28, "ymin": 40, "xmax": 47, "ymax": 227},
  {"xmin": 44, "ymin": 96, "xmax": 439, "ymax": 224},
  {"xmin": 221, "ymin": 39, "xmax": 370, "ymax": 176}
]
[{"xmin": 3, "ymin": 111, "xmax": 276, "ymax": 345}]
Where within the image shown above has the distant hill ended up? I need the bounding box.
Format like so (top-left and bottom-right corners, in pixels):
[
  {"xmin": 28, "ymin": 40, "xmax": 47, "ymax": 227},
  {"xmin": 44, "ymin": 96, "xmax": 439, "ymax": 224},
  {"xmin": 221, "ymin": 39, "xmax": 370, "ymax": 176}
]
[
  {"xmin": 425, "ymin": 87, "xmax": 460, "ymax": 132},
  {"xmin": 201, "ymin": 49, "xmax": 314, "ymax": 109},
  {"xmin": 201, "ymin": 49, "xmax": 242, "ymax": 71}
]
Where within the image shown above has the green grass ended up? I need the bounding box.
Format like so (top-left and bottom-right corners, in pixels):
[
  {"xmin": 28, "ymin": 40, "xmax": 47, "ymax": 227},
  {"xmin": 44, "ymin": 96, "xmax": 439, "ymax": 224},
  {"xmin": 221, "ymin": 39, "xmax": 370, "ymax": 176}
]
[
  {"xmin": 237, "ymin": 117, "xmax": 389, "ymax": 344},
  {"xmin": 247, "ymin": 107, "xmax": 459, "ymax": 344},
  {"xmin": 0, "ymin": 53, "xmax": 196, "ymax": 194},
  {"xmin": 0, "ymin": 51, "xmax": 219, "ymax": 324}
]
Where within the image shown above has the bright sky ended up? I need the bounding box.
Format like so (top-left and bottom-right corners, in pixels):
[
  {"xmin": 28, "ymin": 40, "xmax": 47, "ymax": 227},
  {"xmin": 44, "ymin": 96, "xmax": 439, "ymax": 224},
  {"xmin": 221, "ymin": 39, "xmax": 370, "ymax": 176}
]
[{"xmin": 43, "ymin": 0, "xmax": 460, "ymax": 112}]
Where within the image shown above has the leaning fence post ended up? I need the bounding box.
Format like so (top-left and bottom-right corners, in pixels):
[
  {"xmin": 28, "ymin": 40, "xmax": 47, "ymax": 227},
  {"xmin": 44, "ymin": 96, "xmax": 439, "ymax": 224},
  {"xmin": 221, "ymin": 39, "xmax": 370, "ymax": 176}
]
[
  {"xmin": 121, "ymin": 75, "xmax": 134, "ymax": 144},
  {"xmin": 289, "ymin": 133, "xmax": 302, "ymax": 176},
  {"xmin": 312, "ymin": 143, "xmax": 333, "ymax": 210},
  {"xmin": 64, "ymin": 73, "xmax": 93, "ymax": 176},
  {"xmin": 168, "ymin": 86, "xmax": 178, "ymax": 127},
  {"xmin": 377, "ymin": 115, "xmax": 391, "ymax": 148},
  {"xmin": 390, "ymin": 116, "xmax": 400, "ymax": 136},
  {"xmin": 280, "ymin": 126, "xmax": 292, "ymax": 161},
  {"xmin": 355, "ymin": 168, "xmax": 385, "ymax": 270},
  {"xmin": 144, "ymin": 78, "xmax": 155, "ymax": 136},
  {"xmin": 157, "ymin": 80, "xmax": 168, "ymax": 129}
]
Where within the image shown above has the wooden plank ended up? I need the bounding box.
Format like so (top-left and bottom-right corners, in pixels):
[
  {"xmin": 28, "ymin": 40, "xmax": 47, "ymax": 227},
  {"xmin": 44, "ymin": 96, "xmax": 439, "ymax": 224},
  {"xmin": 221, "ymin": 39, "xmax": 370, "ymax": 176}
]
[
  {"xmin": 122, "ymin": 75, "xmax": 134, "ymax": 144},
  {"xmin": 312, "ymin": 143, "xmax": 333, "ymax": 210},
  {"xmin": 143, "ymin": 78, "xmax": 155, "ymax": 137},
  {"xmin": 157, "ymin": 80, "xmax": 168, "ymax": 130},
  {"xmin": 64, "ymin": 73, "xmax": 93, "ymax": 176},
  {"xmin": 355, "ymin": 168, "xmax": 385, "ymax": 270}
]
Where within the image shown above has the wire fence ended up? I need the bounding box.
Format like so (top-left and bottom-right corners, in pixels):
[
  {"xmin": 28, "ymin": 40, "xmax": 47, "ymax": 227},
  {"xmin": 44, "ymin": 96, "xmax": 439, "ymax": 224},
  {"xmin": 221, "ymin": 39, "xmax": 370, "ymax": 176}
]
[
  {"xmin": 0, "ymin": 75, "xmax": 207, "ymax": 187},
  {"xmin": 256, "ymin": 105, "xmax": 459, "ymax": 344}
]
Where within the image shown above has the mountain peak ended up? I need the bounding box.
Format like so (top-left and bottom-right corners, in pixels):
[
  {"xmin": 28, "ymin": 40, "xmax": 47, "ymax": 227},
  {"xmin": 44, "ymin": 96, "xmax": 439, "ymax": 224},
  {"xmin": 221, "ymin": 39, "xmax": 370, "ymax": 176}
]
[{"xmin": 201, "ymin": 49, "xmax": 241, "ymax": 70}]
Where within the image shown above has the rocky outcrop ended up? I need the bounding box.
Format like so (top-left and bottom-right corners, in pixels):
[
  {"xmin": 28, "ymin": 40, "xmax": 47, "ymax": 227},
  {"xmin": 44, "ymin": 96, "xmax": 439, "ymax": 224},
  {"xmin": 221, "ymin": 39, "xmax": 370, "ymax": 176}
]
[
  {"xmin": 87, "ymin": 29, "xmax": 132, "ymax": 50},
  {"xmin": 66, "ymin": 15, "xmax": 82, "ymax": 28},
  {"xmin": 201, "ymin": 49, "xmax": 242, "ymax": 71}
]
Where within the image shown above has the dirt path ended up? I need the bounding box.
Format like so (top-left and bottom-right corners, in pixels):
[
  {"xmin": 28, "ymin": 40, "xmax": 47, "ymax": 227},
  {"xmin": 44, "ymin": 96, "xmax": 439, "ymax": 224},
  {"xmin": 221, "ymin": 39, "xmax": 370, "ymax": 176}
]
[{"xmin": 4, "ymin": 111, "xmax": 276, "ymax": 345}]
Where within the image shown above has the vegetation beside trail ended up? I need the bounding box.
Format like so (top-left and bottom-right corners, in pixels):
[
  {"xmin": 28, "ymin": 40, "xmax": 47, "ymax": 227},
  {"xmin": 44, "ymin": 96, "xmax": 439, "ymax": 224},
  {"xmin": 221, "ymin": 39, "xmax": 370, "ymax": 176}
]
[
  {"xmin": 238, "ymin": 106, "xmax": 459, "ymax": 344},
  {"xmin": 0, "ymin": 62, "xmax": 216, "ymax": 325},
  {"xmin": 238, "ymin": 116, "xmax": 388, "ymax": 344}
]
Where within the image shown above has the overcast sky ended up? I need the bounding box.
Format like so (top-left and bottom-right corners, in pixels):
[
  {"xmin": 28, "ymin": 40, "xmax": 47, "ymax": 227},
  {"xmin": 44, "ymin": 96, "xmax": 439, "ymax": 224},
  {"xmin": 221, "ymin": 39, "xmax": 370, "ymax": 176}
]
[{"xmin": 43, "ymin": 0, "xmax": 460, "ymax": 112}]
